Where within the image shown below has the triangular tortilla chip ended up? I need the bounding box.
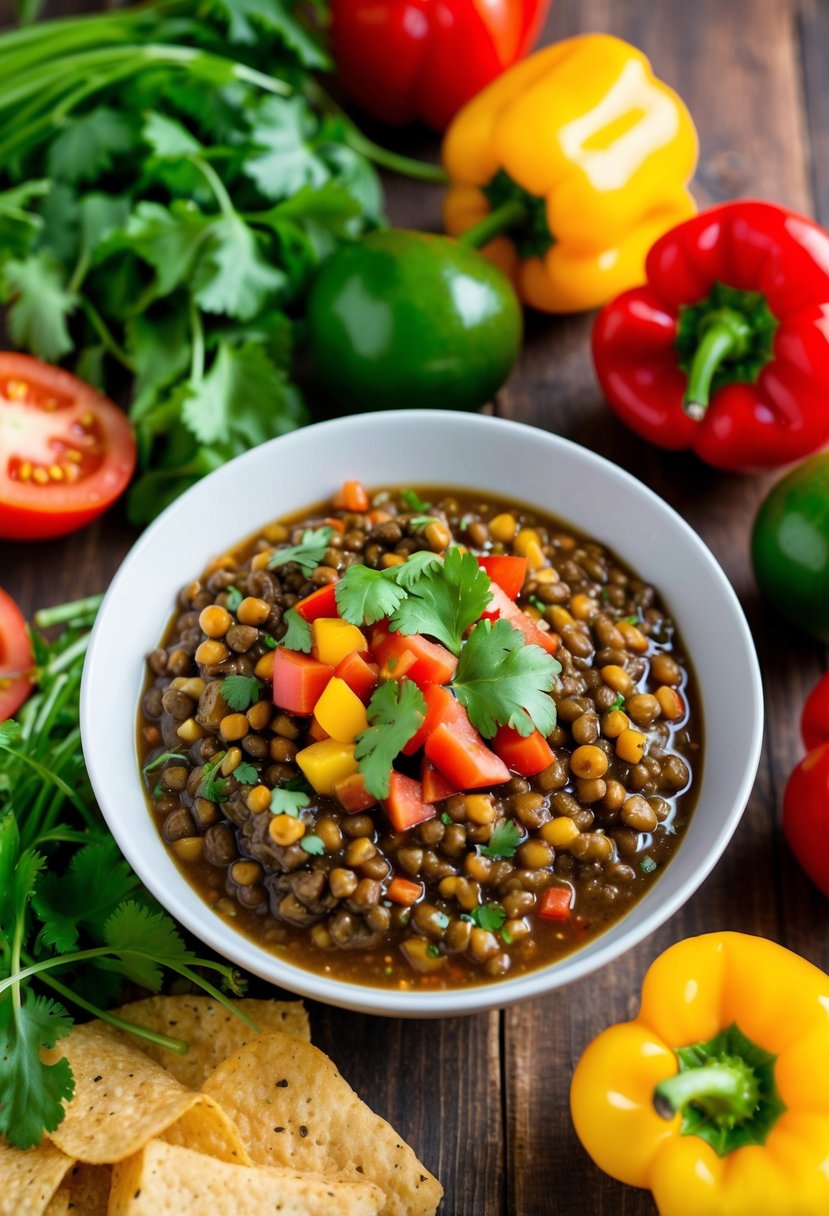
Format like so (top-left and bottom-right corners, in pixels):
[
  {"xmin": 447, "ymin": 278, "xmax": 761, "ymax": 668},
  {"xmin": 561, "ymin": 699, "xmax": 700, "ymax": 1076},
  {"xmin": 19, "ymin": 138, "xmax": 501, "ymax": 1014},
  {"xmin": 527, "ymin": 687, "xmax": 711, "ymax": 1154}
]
[
  {"xmin": 0, "ymin": 1137, "xmax": 73, "ymax": 1216},
  {"xmin": 201, "ymin": 1031, "xmax": 442, "ymax": 1216},
  {"xmin": 109, "ymin": 1139, "xmax": 385, "ymax": 1215}
]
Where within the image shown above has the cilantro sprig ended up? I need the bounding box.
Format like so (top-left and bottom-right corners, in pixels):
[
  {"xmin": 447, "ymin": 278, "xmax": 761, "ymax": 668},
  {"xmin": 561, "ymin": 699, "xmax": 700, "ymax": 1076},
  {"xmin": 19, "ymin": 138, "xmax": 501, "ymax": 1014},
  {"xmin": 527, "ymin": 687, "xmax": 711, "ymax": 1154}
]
[
  {"xmin": 221, "ymin": 674, "xmax": 263, "ymax": 712},
  {"xmin": 355, "ymin": 681, "xmax": 427, "ymax": 799},
  {"xmin": 268, "ymin": 526, "xmax": 333, "ymax": 578},
  {"xmin": 453, "ymin": 618, "xmax": 559, "ymax": 739},
  {"xmin": 480, "ymin": 820, "xmax": 523, "ymax": 859}
]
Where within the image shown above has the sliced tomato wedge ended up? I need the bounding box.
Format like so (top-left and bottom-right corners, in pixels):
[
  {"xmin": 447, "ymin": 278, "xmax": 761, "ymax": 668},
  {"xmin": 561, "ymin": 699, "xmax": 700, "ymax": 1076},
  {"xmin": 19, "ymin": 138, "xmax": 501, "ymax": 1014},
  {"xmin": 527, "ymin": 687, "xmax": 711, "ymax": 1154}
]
[
  {"xmin": 0, "ymin": 353, "xmax": 136, "ymax": 540},
  {"xmin": 0, "ymin": 586, "xmax": 34, "ymax": 721}
]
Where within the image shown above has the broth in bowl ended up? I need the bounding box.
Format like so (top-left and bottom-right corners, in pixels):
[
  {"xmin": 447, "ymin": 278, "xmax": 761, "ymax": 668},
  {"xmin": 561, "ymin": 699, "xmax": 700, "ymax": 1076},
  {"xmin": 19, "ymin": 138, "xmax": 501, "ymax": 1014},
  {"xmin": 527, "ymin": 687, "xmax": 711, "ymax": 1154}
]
[{"xmin": 137, "ymin": 482, "xmax": 701, "ymax": 990}]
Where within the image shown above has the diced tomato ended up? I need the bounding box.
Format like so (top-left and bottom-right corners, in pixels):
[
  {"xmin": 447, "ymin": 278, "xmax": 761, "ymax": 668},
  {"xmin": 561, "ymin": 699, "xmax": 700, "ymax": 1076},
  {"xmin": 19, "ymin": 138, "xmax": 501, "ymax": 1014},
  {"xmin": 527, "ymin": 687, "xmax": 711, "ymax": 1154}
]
[
  {"xmin": 294, "ymin": 582, "xmax": 339, "ymax": 622},
  {"xmin": 334, "ymin": 650, "xmax": 378, "ymax": 703},
  {"xmin": 420, "ymin": 757, "xmax": 459, "ymax": 803},
  {"xmin": 538, "ymin": 886, "xmax": 573, "ymax": 920},
  {"xmin": 378, "ymin": 647, "xmax": 417, "ymax": 682},
  {"xmin": 0, "ymin": 353, "xmax": 136, "ymax": 541},
  {"xmin": 401, "ymin": 683, "xmax": 456, "ymax": 755},
  {"xmin": 487, "ymin": 581, "xmax": 559, "ymax": 655},
  {"xmin": 382, "ymin": 772, "xmax": 436, "ymax": 832},
  {"xmin": 477, "ymin": 555, "xmax": 527, "ymax": 600},
  {"xmin": 425, "ymin": 715, "xmax": 511, "ymax": 791},
  {"xmin": 332, "ymin": 479, "xmax": 370, "ymax": 512},
  {"xmin": 334, "ymin": 771, "xmax": 378, "ymax": 812},
  {"xmin": 492, "ymin": 725, "xmax": 554, "ymax": 777},
  {"xmin": 370, "ymin": 622, "xmax": 457, "ymax": 688},
  {"xmin": 324, "ymin": 516, "xmax": 346, "ymax": 534},
  {"xmin": 387, "ymin": 876, "xmax": 424, "ymax": 906},
  {"xmin": 272, "ymin": 648, "xmax": 333, "ymax": 716},
  {"xmin": 0, "ymin": 587, "xmax": 34, "ymax": 721}
]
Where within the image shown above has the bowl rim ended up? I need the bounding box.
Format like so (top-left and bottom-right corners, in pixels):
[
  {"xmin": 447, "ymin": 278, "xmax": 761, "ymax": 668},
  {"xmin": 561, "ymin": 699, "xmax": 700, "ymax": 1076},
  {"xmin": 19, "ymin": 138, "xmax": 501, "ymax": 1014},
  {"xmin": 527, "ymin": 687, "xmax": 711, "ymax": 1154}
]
[{"xmin": 81, "ymin": 409, "xmax": 764, "ymax": 1017}]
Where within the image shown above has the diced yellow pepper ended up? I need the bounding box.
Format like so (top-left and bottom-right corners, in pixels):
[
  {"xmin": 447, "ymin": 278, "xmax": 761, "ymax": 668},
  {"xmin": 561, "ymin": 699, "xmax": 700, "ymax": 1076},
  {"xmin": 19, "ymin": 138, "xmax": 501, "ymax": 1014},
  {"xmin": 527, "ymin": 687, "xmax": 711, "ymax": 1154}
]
[
  {"xmin": 295, "ymin": 738, "xmax": 359, "ymax": 796},
  {"xmin": 311, "ymin": 617, "xmax": 367, "ymax": 666},
  {"xmin": 313, "ymin": 677, "xmax": 369, "ymax": 743}
]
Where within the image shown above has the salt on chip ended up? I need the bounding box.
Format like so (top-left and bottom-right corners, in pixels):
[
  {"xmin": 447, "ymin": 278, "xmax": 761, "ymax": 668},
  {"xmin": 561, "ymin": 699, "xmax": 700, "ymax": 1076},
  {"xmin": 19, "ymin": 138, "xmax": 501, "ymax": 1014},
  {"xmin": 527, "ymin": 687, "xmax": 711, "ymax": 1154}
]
[
  {"xmin": 56, "ymin": 1163, "xmax": 111, "ymax": 1216},
  {"xmin": 100, "ymin": 996, "xmax": 310, "ymax": 1088},
  {"xmin": 43, "ymin": 1025, "xmax": 249, "ymax": 1166},
  {"xmin": 109, "ymin": 1139, "xmax": 385, "ymax": 1216},
  {"xmin": 202, "ymin": 1031, "xmax": 443, "ymax": 1216},
  {"xmin": 0, "ymin": 1138, "xmax": 73, "ymax": 1216}
]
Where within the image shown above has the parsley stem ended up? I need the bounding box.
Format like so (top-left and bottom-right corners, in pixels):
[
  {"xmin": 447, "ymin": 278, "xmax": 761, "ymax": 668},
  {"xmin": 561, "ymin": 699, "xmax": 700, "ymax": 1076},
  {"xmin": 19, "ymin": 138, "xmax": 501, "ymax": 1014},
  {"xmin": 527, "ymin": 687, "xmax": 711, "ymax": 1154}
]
[{"xmin": 34, "ymin": 594, "xmax": 103, "ymax": 629}]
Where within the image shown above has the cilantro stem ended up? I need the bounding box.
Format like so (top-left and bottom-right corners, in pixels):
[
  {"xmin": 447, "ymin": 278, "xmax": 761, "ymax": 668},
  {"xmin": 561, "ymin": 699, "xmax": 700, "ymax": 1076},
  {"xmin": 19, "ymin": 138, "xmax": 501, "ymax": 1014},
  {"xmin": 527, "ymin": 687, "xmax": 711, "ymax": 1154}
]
[
  {"xmin": 0, "ymin": 739, "xmax": 95, "ymax": 827},
  {"xmin": 81, "ymin": 299, "xmax": 137, "ymax": 372},
  {"xmin": 22, "ymin": 958, "xmax": 189, "ymax": 1056},
  {"xmin": 190, "ymin": 299, "xmax": 205, "ymax": 383},
  {"xmin": 34, "ymin": 594, "xmax": 103, "ymax": 629},
  {"xmin": 191, "ymin": 156, "xmax": 236, "ymax": 220},
  {"xmin": 343, "ymin": 128, "xmax": 450, "ymax": 184}
]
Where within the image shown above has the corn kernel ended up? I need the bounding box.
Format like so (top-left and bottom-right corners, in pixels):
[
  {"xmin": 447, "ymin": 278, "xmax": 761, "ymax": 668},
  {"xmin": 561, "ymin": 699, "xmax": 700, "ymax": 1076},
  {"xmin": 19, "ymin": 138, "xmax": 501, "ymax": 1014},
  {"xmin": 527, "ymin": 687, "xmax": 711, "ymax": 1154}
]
[
  {"xmin": 514, "ymin": 529, "xmax": 545, "ymax": 570},
  {"xmin": 237, "ymin": 596, "xmax": 271, "ymax": 626},
  {"xmin": 602, "ymin": 709, "xmax": 631, "ymax": 738},
  {"xmin": 618, "ymin": 620, "xmax": 649, "ymax": 653},
  {"xmin": 464, "ymin": 795, "xmax": 496, "ymax": 824},
  {"xmin": 247, "ymin": 784, "xmax": 272, "ymax": 813},
  {"xmin": 172, "ymin": 836, "xmax": 203, "ymax": 862},
  {"xmin": 549, "ymin": 605, "xmax": 574, "ymax": 632},
  {"xmin": 195, "ymin": 640, "xmax": 229, "ymax": 666},
  {"xmin": 247, "ymin": 700, "xmax": 272, "ymax": 731},
  {"xmin": 570, "ymin": 593, "xmax": 597, "ymax": 622},
  {"xmin": 269, "ymin": 814, "xmax": 306, "ymax": 846},
  {"xmin": 656, "ymin": 685, "xmax": 685, "ymax": 720},
  {"xmin": 220, "ymin": 712, "xmax": 249, "ymax": 742},
  {"xmin": 488, "ymin": 513, "xmax": 517, "ymax": 543},
  {"xmin": 176, "ymin": 717, "xmax": 204, "ymax": 743},
  {"xmin": 600, "ymin": 664, "xmax": 634, "ymax": 696},
  {"xmin": 541, "ymin": 816, "xmax": 581, "ymax": 848},
  {"xmin": 254, "ymin": 651, "xmax": 275, "ymax": 680},
  {"xmin": 381, "ymin": 552, "xmax": 405, "ymax": 568},
  {"xmin": 220, "ymin": 747, "xmax": 242, "ymax": 776},
  {"xmin": 424, "ymin": 520, "xmax": 452, "ymax": 551},
  {"xmin": 616, "ymin": 728, "xmax": 647, "ymax": 764},
  {"xmin": 570, "ymin": 744, "xmax": 609, "ymax": 779},
  {"xmin": 199, "ymin": 605, "xmax": 231, "ymax": 638},
  {"xmin": 250, "ymin": 550, "xmax": 274, "ymax": 571}
]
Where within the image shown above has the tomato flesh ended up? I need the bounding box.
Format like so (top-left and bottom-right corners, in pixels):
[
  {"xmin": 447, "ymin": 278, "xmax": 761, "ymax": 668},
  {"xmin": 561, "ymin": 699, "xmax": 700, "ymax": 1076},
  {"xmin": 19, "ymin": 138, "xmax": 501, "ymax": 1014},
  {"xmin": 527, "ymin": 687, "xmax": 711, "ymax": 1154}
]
[
  {"xmin": 0, "ymin": 353, "xmax": 135, "ymax": 540},
  {"xmin": 0, "ymin": 587, "xmax": 34, "ymax": 721}
]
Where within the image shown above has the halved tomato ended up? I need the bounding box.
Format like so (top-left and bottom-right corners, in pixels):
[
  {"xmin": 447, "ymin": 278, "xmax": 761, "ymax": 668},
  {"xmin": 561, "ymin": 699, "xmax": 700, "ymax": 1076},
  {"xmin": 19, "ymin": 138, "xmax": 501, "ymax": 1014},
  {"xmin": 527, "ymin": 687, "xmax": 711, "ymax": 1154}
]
[
  {"xmin": 0, "ymin": 586, "xmax": 34, "ymax": 721},
  {"xmin": 0, "ymin": 353, "xmax": 136, "ymax": 540}
]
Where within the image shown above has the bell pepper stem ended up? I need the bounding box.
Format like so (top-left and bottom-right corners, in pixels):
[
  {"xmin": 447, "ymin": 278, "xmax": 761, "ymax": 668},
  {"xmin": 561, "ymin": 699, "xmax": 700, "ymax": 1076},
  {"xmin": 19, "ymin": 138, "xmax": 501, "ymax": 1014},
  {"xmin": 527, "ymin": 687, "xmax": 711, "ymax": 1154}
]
[
  {"xmin": 654, "ymin": 1059, "xmax": 760, "ymax": 1125},
  {"xmin": 458, "ymin": 199, "xmax": 529, "ymax": 249},
  {"xmin": 682, "ymin": 308, "xmax": 754, "ymax": 420},
  {"xmin": 342, "ymin": 127, "xmax": 449, "ymax": 184}
]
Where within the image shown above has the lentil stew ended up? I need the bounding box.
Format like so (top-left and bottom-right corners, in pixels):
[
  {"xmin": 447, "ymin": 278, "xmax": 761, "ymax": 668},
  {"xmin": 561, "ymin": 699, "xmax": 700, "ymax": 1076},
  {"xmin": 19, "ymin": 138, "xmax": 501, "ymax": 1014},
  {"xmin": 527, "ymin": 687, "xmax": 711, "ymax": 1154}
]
[{"xmin": 137, "ymin": 485, "xmax": 701, "ymax": 989}]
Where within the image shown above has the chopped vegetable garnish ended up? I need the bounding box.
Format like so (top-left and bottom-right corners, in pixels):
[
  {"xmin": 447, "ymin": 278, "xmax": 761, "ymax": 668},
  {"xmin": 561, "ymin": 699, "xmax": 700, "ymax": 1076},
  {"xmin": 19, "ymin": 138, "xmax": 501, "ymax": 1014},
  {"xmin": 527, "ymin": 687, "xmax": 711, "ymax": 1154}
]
[
  {"xmin": 355, "ymin": 681, "xmax": 427, "ymax": 799},
  {"xmin": 221, "ymin": 675, "xmax": 263, "ymax": 712},
  {"xmin": 452, "ymin": 618, "xmax": 559, "ymax": 738},
  {"xmin": 466, "ymin": 903, "xmax": 507, "ymax": 932},
  {"xmin": 198, "ymin": 753, "xmax": 230, "ymax": 803},
  {"xmin": 142, "ymin": 750, "xmax": 187, "ymax": 773},
  {"xmin": 300, "ymin": 834, "xmax": 325, "ymax": 855},
  {"xmin": 269, "ymin": 527, "xmax": 334, "ymax": 577},
  {"xmin": 270, "ymin": 788, "xmax": 312, "ymax": 818},
  {"xmin": 225, "ymin": 586, "xmax": 244, "ymax": 613},
  {"xmin": 335, "ymin": 565, "xmax": 408, "ymax": 627},
  {"xmin": 233, "ymin": 761, "xmax": 259, "ymax": 785},
  {"xmin": 480, "ymin": 819, "xmax": 523, "ymax": 859},
  {"xmin": 391, "ymin": 547, "xmax": 492, "ymax": 655},
  {"xmin": 640, "ymin": 855, "xmax": 658, "ymax": 874},
  {"xmin": 279, "ymin": 608, "xmax": 313, "ymax": 652}
]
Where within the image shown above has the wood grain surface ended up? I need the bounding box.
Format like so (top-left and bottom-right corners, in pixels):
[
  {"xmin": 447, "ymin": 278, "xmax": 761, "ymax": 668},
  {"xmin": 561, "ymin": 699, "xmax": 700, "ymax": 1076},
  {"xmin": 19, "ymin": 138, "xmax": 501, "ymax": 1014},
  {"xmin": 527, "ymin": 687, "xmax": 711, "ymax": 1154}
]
[{"xmin": 2, "ymin": 2, "xmax": 828, "ymax": 1212}]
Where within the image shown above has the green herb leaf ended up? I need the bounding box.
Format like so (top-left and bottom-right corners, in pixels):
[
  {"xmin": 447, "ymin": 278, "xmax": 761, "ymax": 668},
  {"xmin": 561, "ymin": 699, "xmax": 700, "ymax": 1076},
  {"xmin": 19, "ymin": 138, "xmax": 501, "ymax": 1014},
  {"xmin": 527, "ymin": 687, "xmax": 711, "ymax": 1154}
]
[
  {"xmin": 279, "ymin": 607, "xmax": 313, "ymax": 652},
  {"xmin": 0, "ymin": 992, "xmax": 75, "ymax": 1149},
  {"xmin": 401, "ymin": 489, "xmax": 431, "ymax": 512},
  {"xmin": 225, "ymin": 586, "xmax": 243, "ymax": 613},
  {"xmin": 610, "ymin": 693, "xmax": 625, "ymax": 712},
  {"xmin": 299, "ymin": 833, "xmax": 324, "ymax": 855},
  {"xmin": 440, "ymin": 812, "xmax": 453, "ymax": 826},
  {"xmin": 391, "ymin": 550, "xmax": 442, "ymax": 590},
  {"xmin": 262, "ymin": 633, "xmax": 278, "ymax": 649},
  {"xmin": 221, "ymin": 675, "xmax": 263, "ymax": 712},
  {"xmin": 480, "ymin": 820, "xmax": 523, "ymax": 860},
  {"xmin": 355, "ymin": 681, "xmax": 426, "ymax": 800},
  {"xmin": 32, "ymin": 840, "xmax": 140, "ymax": 955},
  {"xmin": 426, "ymin": 943, "xmax": 442, "ymax": 959},
  {"xmin": 102, "ymin": 901, "xmax": 197, "ymax": 991},
  {"xmin": 335, "ymin": 565, "xmax": 407, "ymax": 627},
  {"xmin": 408, "ymin": 515, "xmax": 438, "ymax": 530},
  {"xmin": 48, "ymin": 106, "xmax": 135, "ymax": 185},
  {"xmin": 143, "ymin": 750, "xmax": 187, "ymax": 774},
  {"xmin": 640, "ymin": 855, "xmax": 658, "ymax": 874},
  {"xmin": 269, "ymin": 526, "xmax": 333, "ymax": 578},
  {"xmin": 244, "ymin": 96, "xmax": 330, "ymax": 200},
  {"xmin": 1, "ymin": 253, "xmax": 76, "ymax": 361},
  {"xmin": 390, "ymin": 547, "xmax": 492, "ymax": 655},
  {"xmin": 199, "ymin": 753, "xmax": 230, "ymax": 803},
  {"xmin": 233, "ymin": 761, "xmax": 259, "ymax": 785},
  {"xmin": 469, "ymin": 902, "xmax": 506, "ymax": 932},
  {"xmin": 270, "ymin": 787, "xmax": 311, "ymax": 817},
  {"xmin": 452, "ymin": 618, "xmax": 559, "ymax": 738}
]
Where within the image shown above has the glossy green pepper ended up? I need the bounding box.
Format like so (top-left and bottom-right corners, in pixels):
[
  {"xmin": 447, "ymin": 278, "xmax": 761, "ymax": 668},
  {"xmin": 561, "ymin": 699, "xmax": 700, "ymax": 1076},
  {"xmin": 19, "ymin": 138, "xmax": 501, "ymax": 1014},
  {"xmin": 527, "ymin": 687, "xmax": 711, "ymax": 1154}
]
[
  {"xmin": 307, "ymin": 229, "xmax": 522, "ymax": 412},
  {"xmin": 752, "ymin": 453, "xmax": 829, "ymax": 641}
]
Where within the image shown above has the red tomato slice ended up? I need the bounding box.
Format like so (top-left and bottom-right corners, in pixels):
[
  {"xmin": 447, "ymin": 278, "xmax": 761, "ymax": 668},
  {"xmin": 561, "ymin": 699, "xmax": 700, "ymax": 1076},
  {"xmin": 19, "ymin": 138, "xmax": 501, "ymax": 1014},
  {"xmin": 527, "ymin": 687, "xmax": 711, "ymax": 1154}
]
[
  {"xmin": 0, "ymin": 586, "xmax": 34, "ymax": 721},
  {"xmin": 0, "ymin": 353, "xmax": 136, "ymax": 540}
]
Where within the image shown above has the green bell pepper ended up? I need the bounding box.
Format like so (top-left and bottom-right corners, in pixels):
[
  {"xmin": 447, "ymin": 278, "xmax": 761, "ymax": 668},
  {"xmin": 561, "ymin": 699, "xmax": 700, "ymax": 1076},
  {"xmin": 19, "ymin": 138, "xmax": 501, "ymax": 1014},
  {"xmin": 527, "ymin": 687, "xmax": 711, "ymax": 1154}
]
[
  {"xmin": 307, "ymin": 229, "xmax": 522, "ymax": 412},
  {"xmin": 752, "ymin": 452, "xmax": 829, "ymax": 641}
]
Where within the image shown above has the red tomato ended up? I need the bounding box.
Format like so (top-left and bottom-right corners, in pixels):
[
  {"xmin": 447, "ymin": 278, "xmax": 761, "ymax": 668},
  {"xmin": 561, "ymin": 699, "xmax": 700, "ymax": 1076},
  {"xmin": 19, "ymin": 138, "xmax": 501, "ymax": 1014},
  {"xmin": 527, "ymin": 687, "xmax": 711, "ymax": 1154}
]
[
  {"xmin": 0, "ymin": 586, "xmax": 34, "ymax": 721},
  {"xmin": 0, "ymin": 353, "xmax": 136, "ymax": 540},
  {"xmin": 801, "ymin": 673, "xmax": 829, "ymax": 753},
  {"xmin": 783, "ymin": 742, "xmax": 829, "ymax": 898}
]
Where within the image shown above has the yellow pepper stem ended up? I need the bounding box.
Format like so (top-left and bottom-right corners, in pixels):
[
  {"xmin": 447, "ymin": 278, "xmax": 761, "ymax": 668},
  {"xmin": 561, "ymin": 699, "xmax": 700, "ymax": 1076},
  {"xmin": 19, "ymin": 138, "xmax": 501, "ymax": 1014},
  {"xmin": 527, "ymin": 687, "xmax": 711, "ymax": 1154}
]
[{"xmin": 654, "ymin": 1058, "xmax": 760, "ymax": 1126}]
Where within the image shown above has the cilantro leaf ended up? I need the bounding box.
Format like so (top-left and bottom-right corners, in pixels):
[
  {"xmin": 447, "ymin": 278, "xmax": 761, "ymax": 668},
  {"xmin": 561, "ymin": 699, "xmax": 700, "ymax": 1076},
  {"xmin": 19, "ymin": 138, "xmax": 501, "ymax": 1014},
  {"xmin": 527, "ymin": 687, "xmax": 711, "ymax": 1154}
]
[
  {"xmin": 270, "ymin": 787, "xmax": 311, "ymax": 817},
  {"xmin": 335, "ymin": 565, "xmax": 407, "ymax": 627},
  {"xmin": 391, "ymin": 550, "xmax": 442, "ymax": 590},
  {"xmin": 452, "ymin": 618, "xmax": 559, "ymax": 738},
  {"xmin": 480, "ymin": 820, "xmax": 523, "ymax": 860},
  {"xmin": 194, "ymin": 216, "xmax": 287, "ymax": 322},
  {"xmin": 401, "ymin": 489, "xmax": 431, "ymax": 512},
  {"xmin": 102, "ymin": 901, "xmax": 197, "ymax": 991},
  {"xmin": 0, "ymin": 992, "xmax": 75, "ymax": 1149},
  {"xmin": 279, "ymin": 608, "xmax": 312, "ymax": 652},
  {"xmin": 1, "ymin": 253, "xmax": 76, "ymax": 361},
  {"xmin": 234, "ymin": 761, "xmax": 259, "ymax": 785},
  {"xmin": 143, "ymin": 750, "xmax": 187, "ymax": 774},
  {"xmin": 225, "ymin": 586, "xmax": 244, "ymax": 613},
  {"xmin": 117, "ymin": 199, "xmax": 210, "ymax": 298},
  {"xmin": 244, "ymin": 96, "xmax": 330, "ymax": 200},
  {"xmin": 610, "ymin": 693, "xmax": 625, "ymax": 712},
  {"xmin": 268, "ymin": 526, "xmax": 333, "ymax": 578},
  {"xmin": 199, "ymin": 753, "xmax": 230, "ymax": 803},
  {"xmin": 299, "ymin": 833, "xmax": 324, "ymax": 855},
  {"xmin": 32, "ymin": 840, "xmax": 140, "ymax": 955},
  {"xmin": 221, "ymin": 675, "xmax": 263, "ymax": 712},
  {"xmin": 355, "ymin": 681, "xmax": 426, "ymax": 800},
  {"xmin": 467, "ymin": 902, "xmax": 506, "ymax": 932},
  {"xmin": 390, "ymin": 547, "xmax": 492, "ymax": 656},
  {"xmin": 209, "ymin": 0, "xmax": 329, "ymax": 66},
  {"xmin": 142, "ymin": 110, "xmax": 202, "ymax": 159},
  {"xmin": 48, "ymin": 106, "xmax": 135, "ymax": 185}
]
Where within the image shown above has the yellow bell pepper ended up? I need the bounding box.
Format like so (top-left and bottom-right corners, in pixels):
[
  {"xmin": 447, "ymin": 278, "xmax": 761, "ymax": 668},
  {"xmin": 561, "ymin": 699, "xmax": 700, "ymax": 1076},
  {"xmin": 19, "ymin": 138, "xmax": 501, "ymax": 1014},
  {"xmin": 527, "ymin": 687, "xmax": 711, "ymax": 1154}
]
[
  {"xmin": 311, "ymin": 618, "xmax": 367, "ymax": 667},
  {"xmin": 313, "ymin": 676, "xmax": 369, "ymax": 743},
  {"xmin": 295, "ymin": 739, "xmax": 359, "ymax": 796},
  {"xmin": 570, "ymin": 933, "xmax": 829, "ymax": 1216},
  {"xmin": 442, "ymin": 34, "xmax": 698, "ymax": 312}
]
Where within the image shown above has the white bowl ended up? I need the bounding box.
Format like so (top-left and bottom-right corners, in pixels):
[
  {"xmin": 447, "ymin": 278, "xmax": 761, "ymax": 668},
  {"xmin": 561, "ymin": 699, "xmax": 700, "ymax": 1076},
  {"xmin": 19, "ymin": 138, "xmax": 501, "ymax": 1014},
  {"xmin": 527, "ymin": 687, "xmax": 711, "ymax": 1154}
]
[{"xmin": 81, "ymin": 410, "xmax": 763, "ymax": 1017}]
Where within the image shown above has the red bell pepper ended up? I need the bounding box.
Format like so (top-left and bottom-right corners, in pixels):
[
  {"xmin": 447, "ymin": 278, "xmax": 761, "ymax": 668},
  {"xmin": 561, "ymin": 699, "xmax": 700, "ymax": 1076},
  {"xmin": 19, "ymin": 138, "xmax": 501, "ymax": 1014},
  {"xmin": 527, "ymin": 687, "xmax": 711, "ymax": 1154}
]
[
  {"xmin": 402, "ymin": 683, "xmax": 456, "ymax": 755},
  {"xmin": 477, "ymin": 555, "xmax": 527, "ymax": 600},
  {"xmin": 383, "ymin": 771, "xmax": 437, "ymax": 832},
  {"xmin": 387, "ymin": 875, "xmax": 425, "ymax": 905},
  {"xmin": 273, "ymin": 649, "xmax": 333, "ymax": 716},
  {"xmin": 593, "ymin": 201, "xmax": 829, "ymax": 472},
  {"xmin": 801, "ymin": 673, "xmax": 829, "ymax": 753},
  {"xmin": 492, "ymin": 724, "xmax": 553, "ymax": 777},
  {"xmin": 294, "ymin": 582, "xmax": 339, "ymax": 622},
  {"xmin": 330, "ymin": 0, "xmax": 551, "ymax": 131},
  {"xmin": 334, "ymin": 650, "xmax": 379, "ymax": 703},
  {"xmin": 425, "ymin": 717, "xmax": 510, "ymax": 790},
  {"xmin": 487, "ymin": 581, "xmax": 559, "ymax": 655},
  {"xmin": 783, "ymin": 742, "xmax": 829, "ymax": 900},
  {"xmin": 538, "ymin": 885, "xmax": 573, "ymax": 920},
  {"xmin": 334, "ymin": 771, "xmax": 378, "ymax": 813},
  {"xmin": 421, "ymin": 757, "xmax": 460, "ymax": 802}
]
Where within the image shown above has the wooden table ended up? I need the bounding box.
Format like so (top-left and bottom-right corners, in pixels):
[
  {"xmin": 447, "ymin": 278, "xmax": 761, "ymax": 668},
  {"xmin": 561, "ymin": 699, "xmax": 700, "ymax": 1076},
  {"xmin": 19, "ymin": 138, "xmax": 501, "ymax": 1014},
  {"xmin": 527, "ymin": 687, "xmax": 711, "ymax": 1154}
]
[{"xmin": 3, "ymin": 1, "xmax": 828, "ymax": 1211}]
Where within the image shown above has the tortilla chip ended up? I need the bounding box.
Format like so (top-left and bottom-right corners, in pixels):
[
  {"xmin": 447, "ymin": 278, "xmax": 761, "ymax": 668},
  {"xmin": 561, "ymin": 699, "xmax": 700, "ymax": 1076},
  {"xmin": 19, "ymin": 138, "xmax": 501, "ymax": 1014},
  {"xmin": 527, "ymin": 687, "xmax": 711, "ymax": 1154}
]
[
  {"xmin": 201, "ymin": 1031, "xmax": 443, "ymax": 1216},
  {"xmin": 109, "ymin": 1139, "xmax": 385, "ymax": 1216},
  {"xmin": 43, "ymin": 1025, "xmax": 249, "ymax": 1166},
  {"xmin": 101, "ymin": 996, "xmax": 310, "ymax": 1089},
  {"xmin": 0, "ymin": 1138, "xmax": 73, "ymax": 1216},
  {"xmin": 43, "ymin": 1190, "xmax": 69, "ymax": 1216},
  {"xmin": 57, "ymin": 1163, "xmax": 111, "ymax": 1215}
]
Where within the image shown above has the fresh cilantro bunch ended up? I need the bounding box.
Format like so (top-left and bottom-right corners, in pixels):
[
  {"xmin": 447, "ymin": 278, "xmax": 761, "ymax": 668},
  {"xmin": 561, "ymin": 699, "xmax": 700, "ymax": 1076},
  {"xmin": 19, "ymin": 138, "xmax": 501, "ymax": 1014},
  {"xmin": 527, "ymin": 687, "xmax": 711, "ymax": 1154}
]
[
  {"xmin": 0, "ymin": 0, "xmax": 387, "ymax": 522},
  {"xmin": 0, "ymin": 598, "xmax": 248, "ymax": 1149}
]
